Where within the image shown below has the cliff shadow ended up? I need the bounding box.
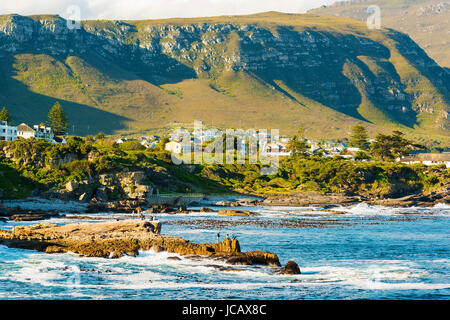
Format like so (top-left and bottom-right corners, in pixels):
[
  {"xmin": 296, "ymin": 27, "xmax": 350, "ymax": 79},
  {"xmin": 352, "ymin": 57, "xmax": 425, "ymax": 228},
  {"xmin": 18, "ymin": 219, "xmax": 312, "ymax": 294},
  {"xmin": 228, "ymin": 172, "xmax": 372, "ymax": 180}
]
[
  {"xmin": 72, "ymin": 27, "xmax": 198, "ymax": 86},
  {"xmin": 0, "ymin": 55, "xmax": 130, "ymax": 135},
  {"xmin": 242, "ymin": 26, "xmax": 421, "ymax": 127}
]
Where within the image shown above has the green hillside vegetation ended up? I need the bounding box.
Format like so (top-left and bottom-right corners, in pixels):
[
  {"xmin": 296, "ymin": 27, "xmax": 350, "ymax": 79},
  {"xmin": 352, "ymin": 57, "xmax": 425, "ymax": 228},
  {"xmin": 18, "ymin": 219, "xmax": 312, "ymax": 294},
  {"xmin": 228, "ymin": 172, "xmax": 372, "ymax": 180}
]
[
  {"xmin": 0, "ymin": 12, "xmax": 448, "ymax": 148},
  {"xmin": 0, "ymin": 136, "xmax": 448, "ymax": 200},
  {"xmin": 201, "ymin": 157, "xmax": 449, "ymax": 198}
]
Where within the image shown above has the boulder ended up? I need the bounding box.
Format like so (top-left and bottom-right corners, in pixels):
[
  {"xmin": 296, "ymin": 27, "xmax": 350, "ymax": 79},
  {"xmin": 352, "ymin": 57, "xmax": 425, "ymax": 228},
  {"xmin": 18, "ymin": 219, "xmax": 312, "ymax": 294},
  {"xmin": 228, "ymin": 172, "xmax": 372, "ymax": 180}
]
[
  {"xmin": 125, "ymin": 250, "xmax": 138, "ymax": 257},
  {"xmin": 237, "ymin": 198, "xmax": 261, "ymax": 206},
  {"xmin": 200, "ymin": 207, "xmax": 214, "ymax": 213},
  {"xmin": 218, "ymin": 210, "xmax": 257, "ymax": 217},
  {"xmin": 167, "ymin": 256, "xmax": 182, "ymax": 261},
  {"xmin": 95, "ymin": 187, "xmax": 108, "ymax": 202},
  {"xmin": 66, "ymin": 180, "xmax": 79, "ymax": 192},
  {"xmin": 152, "ymin": 245, "xmax": 165, "ymax": 252},
  {"xmin": 226, "ymin": 250, "xmax": 280, "ymax": 267},
  {"xmin": 281, "ymin": 260, "xmax": 301, "ymax": 275}
]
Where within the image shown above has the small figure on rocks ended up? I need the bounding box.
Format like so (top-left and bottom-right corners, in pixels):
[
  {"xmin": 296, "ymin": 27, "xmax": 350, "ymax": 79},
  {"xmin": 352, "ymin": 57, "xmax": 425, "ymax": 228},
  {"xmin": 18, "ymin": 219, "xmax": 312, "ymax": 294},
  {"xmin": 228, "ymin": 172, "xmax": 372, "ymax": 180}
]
[
  {"xmin": 137, "ymin": 207, "xmax": 145, "ymax": 221},
  {"xmin": 217, "ymin": 232, "xmax": 220, "ymax": 243}
]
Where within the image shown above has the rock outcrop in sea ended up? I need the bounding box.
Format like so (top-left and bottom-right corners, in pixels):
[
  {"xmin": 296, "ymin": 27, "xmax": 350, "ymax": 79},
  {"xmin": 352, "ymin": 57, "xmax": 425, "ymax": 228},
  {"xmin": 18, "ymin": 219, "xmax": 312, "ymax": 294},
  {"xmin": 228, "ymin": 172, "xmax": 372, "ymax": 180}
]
[{"xmin": 0, "ymin": 220, "xmax": 285, "ymax": 268}]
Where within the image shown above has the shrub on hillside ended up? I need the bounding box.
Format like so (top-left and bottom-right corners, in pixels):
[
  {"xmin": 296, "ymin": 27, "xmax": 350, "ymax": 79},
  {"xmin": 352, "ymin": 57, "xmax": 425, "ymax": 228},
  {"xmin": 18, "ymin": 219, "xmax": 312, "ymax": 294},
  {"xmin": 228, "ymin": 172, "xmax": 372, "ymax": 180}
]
[{"xmin": 118, "ymin": 141, "xmax": 145, "ymax": 151}]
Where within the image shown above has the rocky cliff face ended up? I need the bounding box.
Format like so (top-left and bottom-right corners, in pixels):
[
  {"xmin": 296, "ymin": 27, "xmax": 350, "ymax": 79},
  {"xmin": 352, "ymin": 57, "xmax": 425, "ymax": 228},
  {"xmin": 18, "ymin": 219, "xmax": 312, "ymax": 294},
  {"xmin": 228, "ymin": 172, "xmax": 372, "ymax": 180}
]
[
  {"xmin": 0, "ymin": 13, "xmax": 448, "ymax": 139},
  {"xmin": 309, "ymin": 0, "xmax": 450, "ymax": 68}
]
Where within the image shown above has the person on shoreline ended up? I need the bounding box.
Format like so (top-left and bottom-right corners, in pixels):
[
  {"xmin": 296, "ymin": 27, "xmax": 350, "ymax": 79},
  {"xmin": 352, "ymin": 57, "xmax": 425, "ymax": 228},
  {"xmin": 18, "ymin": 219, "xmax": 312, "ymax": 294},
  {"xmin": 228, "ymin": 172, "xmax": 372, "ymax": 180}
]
[
  {"xmin": 217, "ymin": 232, "xmax": 220, "ymax": 243},
  {"xmin": 137, "ymin": 207, "xmax": 145, "ymax": 221}
]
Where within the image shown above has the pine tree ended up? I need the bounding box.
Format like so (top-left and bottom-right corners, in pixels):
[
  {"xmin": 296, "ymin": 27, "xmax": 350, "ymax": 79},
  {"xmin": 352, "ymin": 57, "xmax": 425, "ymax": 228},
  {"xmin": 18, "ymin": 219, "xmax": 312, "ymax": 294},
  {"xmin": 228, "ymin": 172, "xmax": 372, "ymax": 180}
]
[
  {"xmin": 370, "ymin": 131, "xmax": 426, "ymax": 161},
  {"xmin": 0, "ymin": 107, "xmax": 11, "ymax": 124},
  {"xmin": 48, "ymin": 102, "xmax": 68, "ymax": 136},
  {"xmin": 287, "ymin": 127, "xmax": 309, "ymax": 157},
  {"xmin": 350, "ymin": 125, "xmax": 369, "ymax": 150}
]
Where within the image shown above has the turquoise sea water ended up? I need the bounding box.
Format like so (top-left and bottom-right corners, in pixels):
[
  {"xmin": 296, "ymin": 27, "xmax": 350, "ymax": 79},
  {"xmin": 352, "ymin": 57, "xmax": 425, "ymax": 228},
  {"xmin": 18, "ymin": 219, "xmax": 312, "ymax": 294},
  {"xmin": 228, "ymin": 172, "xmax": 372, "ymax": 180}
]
[{"xmin": 0, "ymin": 202, "xmax": 449, "ymax": 300}]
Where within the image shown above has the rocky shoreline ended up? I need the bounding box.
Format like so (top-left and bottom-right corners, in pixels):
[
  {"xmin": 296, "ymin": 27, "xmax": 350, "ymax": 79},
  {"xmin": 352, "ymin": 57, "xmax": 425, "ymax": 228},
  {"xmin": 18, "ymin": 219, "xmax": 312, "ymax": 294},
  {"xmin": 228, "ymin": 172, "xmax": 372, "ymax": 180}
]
[
  {"xmin": 1, "ymin": 188, "xmax": 448, "ymax": 224},
  {"xmin": 259, "ymin": 188, "xmax": 450, "ymax": 208},
  {"xmin": 0, "ymin": 220, "xmax": 299, "ymax": 274}
]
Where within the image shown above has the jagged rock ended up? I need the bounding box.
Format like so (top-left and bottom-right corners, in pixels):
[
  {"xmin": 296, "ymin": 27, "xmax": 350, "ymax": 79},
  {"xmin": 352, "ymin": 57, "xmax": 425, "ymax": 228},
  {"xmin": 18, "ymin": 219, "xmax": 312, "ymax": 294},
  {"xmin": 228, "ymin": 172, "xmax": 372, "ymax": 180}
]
[
  {"xmin": 200, "ymin": 207, "xmax": 214, "ymax": 213},
  {"xmin": 225, "ymin": 250, "xmax": 281, "ymax": 267},
  {"xmin": 146, "ymin": 204, "xmax": 180, "ymax": 214},
  {"xmin": 0, "ymin": 221, "xmax": 279, "ymax": 267},
  {"xmin": 66, "ymin": 181, "xmax": 79, "ymax": 192}
]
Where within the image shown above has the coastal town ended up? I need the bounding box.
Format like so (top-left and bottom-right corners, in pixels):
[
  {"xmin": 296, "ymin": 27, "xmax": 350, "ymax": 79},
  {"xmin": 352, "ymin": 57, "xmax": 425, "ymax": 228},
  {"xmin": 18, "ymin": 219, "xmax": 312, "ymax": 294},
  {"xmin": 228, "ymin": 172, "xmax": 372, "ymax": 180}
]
[{"xmin": 2, "ymin": 118, "xmax": 450, "ymax": 168}]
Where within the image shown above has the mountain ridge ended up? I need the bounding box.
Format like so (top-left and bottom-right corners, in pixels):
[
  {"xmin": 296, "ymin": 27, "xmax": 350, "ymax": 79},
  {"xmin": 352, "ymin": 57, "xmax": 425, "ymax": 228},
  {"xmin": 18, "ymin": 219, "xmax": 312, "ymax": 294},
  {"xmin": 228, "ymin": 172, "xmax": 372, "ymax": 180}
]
[
  {"xmin": 309, "ymin": 0, "xmax": 450, "ymax": 68},
  {"xmin": 0, "ymin": 12, "xmax": 448, "ymax": 146}
]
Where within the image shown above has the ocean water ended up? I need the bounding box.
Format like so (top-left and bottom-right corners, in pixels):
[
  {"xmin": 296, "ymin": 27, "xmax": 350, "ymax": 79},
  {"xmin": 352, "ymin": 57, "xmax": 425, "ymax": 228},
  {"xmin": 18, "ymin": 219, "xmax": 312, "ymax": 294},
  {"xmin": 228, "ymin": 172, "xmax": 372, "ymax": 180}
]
[{"xmin": 0, "ymin": 202, "xmax": 449, "ymax": 300}]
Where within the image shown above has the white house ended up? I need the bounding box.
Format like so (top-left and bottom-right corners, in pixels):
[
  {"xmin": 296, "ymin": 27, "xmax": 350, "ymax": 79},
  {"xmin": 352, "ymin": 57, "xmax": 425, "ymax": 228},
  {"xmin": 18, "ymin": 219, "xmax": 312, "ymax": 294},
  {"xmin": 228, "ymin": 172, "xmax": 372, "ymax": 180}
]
[
  {"xmin": 17, "ymin": 123, "xmax": 66, "ymax": 144},
  {"xmin": 400, "ymin": 153, "xmax": 450, "ymax": 168},
  {"xmin": 165, "ymin": 141, "xmax": 182, "ymax": 154},
  {"xmin": 33, "ymin": 125, "xmax": 54, "ymax": 142},
  {"xmin": 17, "ymin": 123, "xmax": 55, "ymax": 143},
  {"xmin": 17, "ymin": 123, "xmax": 35, "ymax": 139},
  {"xmin": 0, "ymin": 121, "xmax": 17, "ymax": 141}
]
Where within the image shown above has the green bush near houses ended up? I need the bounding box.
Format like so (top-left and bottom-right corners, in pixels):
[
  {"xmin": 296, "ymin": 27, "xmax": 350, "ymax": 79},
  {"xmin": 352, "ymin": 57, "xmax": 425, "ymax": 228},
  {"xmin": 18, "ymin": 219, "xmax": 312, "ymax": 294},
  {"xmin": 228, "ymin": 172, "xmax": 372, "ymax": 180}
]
[{"xmin": 199, "ymin": 156, "xmax": 449, "ymax": 198}]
